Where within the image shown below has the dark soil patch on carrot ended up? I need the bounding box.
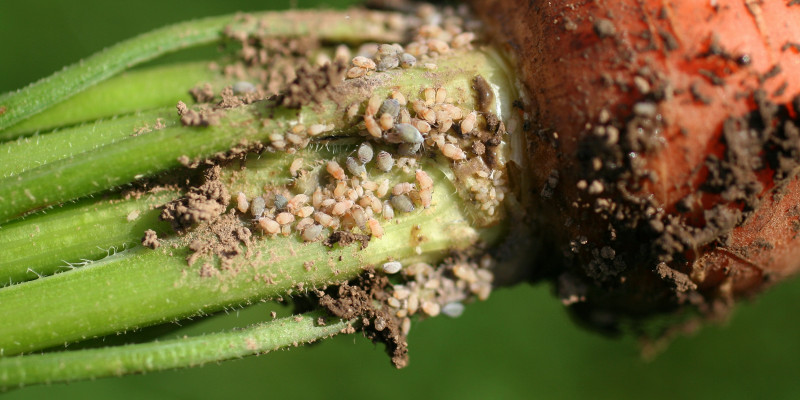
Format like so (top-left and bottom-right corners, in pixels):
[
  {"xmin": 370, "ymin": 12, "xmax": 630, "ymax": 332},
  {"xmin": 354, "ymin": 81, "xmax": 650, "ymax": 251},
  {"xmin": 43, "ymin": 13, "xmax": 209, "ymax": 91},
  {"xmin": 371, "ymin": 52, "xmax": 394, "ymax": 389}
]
[{"xmin": 317, "ymin": 270, "xmax": 408, "ymax": 368}]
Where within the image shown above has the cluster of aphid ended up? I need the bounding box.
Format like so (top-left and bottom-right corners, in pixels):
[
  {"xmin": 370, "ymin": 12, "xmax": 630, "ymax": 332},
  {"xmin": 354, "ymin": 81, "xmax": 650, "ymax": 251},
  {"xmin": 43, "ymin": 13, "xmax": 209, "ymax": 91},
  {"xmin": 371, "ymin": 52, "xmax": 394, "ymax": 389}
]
[
  {"xmin": 234, "ymin": 146, "xmax": 434, "ymax": 243},
  {"xmin": 378, "ymin": 255, "xmax": 495, "ymax": 335},
  {"xmin": 180, "ymin": 4, "xmax": 504, "ymax": 320},
  {"xmin": 263, "ymin": 122, "xmax": 336, "ymax": 153},
  {"xmin": 354, "ymin": 86, "xmax": 509, "ymax": 220},
  {"xmin": 345, "ymin": 4, "xmax": 477, "ymax": 79}
]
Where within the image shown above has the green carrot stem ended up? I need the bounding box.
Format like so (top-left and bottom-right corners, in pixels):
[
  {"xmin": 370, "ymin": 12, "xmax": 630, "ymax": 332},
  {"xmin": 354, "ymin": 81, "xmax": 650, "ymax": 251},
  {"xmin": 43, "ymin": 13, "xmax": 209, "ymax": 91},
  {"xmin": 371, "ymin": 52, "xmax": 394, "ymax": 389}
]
[
  {"xmin": 0, "ymin": 9, "xmax": 404, "ymax": 133},
  {"xmin": 0, "ymin": 310, "xmax": 351, "ymax": 390},
  {"xmin": 0, "ymin": 160, "xmax": 500, "ymax": 356},
  {"xmin": 0, "ymin": 51, "xmax": 501, "ymax": 225},
  {"xmin": 2, "ymin": 62, "xmax": 218, "ymax": 138},
  {"xmin": 0, "ymin": 190, "xmax": 178, "ymax": 286}
]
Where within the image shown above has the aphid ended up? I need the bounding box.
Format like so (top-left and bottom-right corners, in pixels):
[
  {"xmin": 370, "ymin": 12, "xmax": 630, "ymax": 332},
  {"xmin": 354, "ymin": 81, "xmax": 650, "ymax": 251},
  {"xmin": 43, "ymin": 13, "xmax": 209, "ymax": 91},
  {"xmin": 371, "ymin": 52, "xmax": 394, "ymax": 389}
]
[
  {"xmin": 439, "ymin": 118, "xmax": 453, "ymax": 133},
  {"xmin": 366, "ymin": 94, "xmax": 383, "ymax": 116},
  {"xmin": 320, "ymin": 198, "xmax": 337, "ymax": 209},
  {"xmin": 460, "ymin": 111, "xmax": 477, "ymax": 134},
  {"xmin": 334, "ymin": 44, "xmax": 351, "ymax": 62},
  {"xmin": 288, "ymin": 194, "xmax": 309, "ymax": 209},
  {"xmin": 351, "ymin": 56, "xmax": 376, "ymax": 69},
  {"xmin": 451, "ymin": 32, "xmax": 476, "ymax": 49},
  {"xmin": 391, "ymin": 195, "xmax": 415, "ymax": 213},
  {"xmin": 418, "ymin": 189, "xmax": 432, "ymax": 208},
  {"xmin": 350, "ymin": 206, "xmax": 367, "ymax": 231},
  {"xmin": 289, "ymin": 158, "xmax": 304, "ymax": 176},
  {"xmin": 442, "ymin": 104, "xmax": 463, "ymax": 120},
  {"xmin": 293, "ymin": 205, "xmax": 313, "ymax": 218},
  {"xmin": 314, "ymin": 211, "xmax": 334, "ymax": 227},
  {"xmin": 301, "ymin": 224, "xmax": 323, "ymax": 242},
  {"xmin": 379, "ymin": 113, "xmax": 394, "ymax": 131},
  {"xmin": 312, "ymin": 187, "xmax": 323, "ymax": 208},
  {"xmin": 418, "ymin": 108, "xmax": 437, "ymax": 125},
  {"xmin": 441, "ymin": 143, "xmax": 466, "ymax": 160},
  {"xmin": 412, "ymin": 119, "xmax": 431, "ymax": 134},
  {"xmin": 273, "ymin": 194, "xmax": 288, "ymax": 211},
  {"xmin": 390, "ymin": 91, "xmax": 407, "ymax": 106},
  {"xmin": 346, "ymin": 156, "xmax": 366, "ymax": 177},
  {"xmin": 377, "ymin": 178, "xmax": 390, "ymax": 198},
  {"xmin": 399, "ymin": 109, "xmax": 411, "ymax": 124},
  {"xmin": 275, "ymin": 212, "xmax": 295, "ymax": 225},
  {"xmin": 307, "ymin": 124, "xmax": 326, "ymax": 136},
  {"xmin": 375, "ymin": 151, "xmax": 395, "ymax": 172},
  {"xmin": 378, "ymin": 99, "xmax": 401, "ymax": 119},
  {"xmin": 296, "ymin": 217, "xmax": 315, "ymax": 231},
  {"xmin": 347, "ymin": 67, "xmax": 367, "ymax": 79},
  {"xmin": 387, "ymin": 297, "xmax": 401, "ymax": 308},
  {"xmin": 376, "ymin": 55, "xmax": 399, "ymax": 71},
  {"xmin": 257, "ymin": 218, "xmax": 280, "ymax": 235},
  {"xmin": 346, "ymin": 103, "xmax": 359, "ymax": 119},
  {"xmin": 416, "ymin": 170, "xmax": 434, "ymax": 190},
  {"xmin": 291, "ymin": 124, "xmax": 306, "ymax": 135},
  {"xmin": 428, "ymin": 39, "xmax": 450, "ymax": 54},
  {"xmin": 251, "ymin": 196, "xmax": 266, "ymax": 217},
  {"xmin": 399, "ymin": 53, "xmax": 417, "ymax": 68},
  {"xmin": 382, "ymin": 261, "xmax": 403, "ymax": 274},
  {"xmin": 398, "ymin": 142, "xmax": 421, "ymax": 155},
  {"xmin": 285, "ymin": 133, "xmax": 303, "ymax": 145},
  {"xmin": 233, "ymin": 81, "xmax": 256, "ymax": 94},
  {"xmin": 333, "ymin": 180, "xmax": 348, "ymax": 198},
  {"xmin": 401, "ymin": 317, "xmax": 411, "ymax": 336},
  {"xmin": 326, "ymin": 160, "xmax": 346, "ymax": 180},
  {"xmin": 382, "ymin": 201, "xmax": 395, "ymax": 220},
  {"xmin": 423, "ymin": 87, "xmax": 436, "ymax": 106},
  {"xmin": 386, "ymin": 123, "xmax": 423, "ymax": 144},
  {"xmin": 236, "ymin": 192, "xmax": 249, "ymax": 214},
  {"xmin": 392, "ymin": 182, "xmax": 416, "ymax": 196},
  {"xmin": 377, "ymin": 44, "xmax": 397, "ymax": 56},
  {"xmin": 407, "ymin": 294, "xmax": 419, "ymax": 315},
  {"xmin": 364, "ymin": 115, "xmax": 382, "ymax": 138},
  {"xmin": 421, "ymin": 301, "xmax": 441, "ymax": 317},
  {"xmin": 357, "ymin": 142, "xmax": 374, "ymax": 164},
  {"xmin": 435, "ymin": 87, "xmax": 447, "ymax": 104},
  {"xmin": 368, "ymin": 194, "xmax": 382, "ymax": 214},
  {"xmin": 331, "ymin": 200, "xmax": 354, "ymax": 216}
]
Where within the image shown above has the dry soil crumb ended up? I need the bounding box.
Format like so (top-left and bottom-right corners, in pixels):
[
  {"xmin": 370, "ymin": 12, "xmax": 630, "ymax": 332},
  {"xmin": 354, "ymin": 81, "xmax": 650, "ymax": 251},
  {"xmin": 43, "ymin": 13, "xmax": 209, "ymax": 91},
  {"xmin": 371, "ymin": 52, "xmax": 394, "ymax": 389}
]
[
  {"xmin": 141, "ymin": 229, "xmax": 160, "ymax": 249},
  {"xmin": 279, "ymin": 60, "xmax": 347, "ymax": 109},
  {"xmin": 318, "ymin": 270, "xmax": 408, "ymax": 368},
  {"xmin": 160, "ymin": 166, "xmax": 230, "ymax": 232},
  {"xmin": 186, "ymin": 210, "xmax": 252, "ymax": 267},
  {"xmin": 323, "ymin": 231, "xmax": 371, "ymax": 250}
]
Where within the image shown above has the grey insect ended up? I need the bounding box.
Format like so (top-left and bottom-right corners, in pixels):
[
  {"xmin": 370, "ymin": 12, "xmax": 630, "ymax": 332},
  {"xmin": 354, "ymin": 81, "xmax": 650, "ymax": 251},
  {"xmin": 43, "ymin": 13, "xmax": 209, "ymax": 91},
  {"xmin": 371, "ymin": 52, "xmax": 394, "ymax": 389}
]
[{"xmin": 386, "ymin": 123, "xmax": 423, "ymax": 144}]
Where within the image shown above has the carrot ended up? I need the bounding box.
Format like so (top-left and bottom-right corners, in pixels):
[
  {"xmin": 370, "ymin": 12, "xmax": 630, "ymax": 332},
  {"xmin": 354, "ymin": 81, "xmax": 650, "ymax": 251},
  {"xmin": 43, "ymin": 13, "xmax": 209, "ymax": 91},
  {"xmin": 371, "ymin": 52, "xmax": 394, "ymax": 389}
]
[{"xmin": 471, "ymin": 0, "xmax": 800, "ymax": 329}]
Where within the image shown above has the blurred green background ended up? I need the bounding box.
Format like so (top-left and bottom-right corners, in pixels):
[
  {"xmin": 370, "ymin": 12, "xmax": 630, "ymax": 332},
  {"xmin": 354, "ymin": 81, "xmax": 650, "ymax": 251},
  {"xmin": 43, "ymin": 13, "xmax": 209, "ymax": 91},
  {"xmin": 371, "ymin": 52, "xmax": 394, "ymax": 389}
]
[{"xmin": 2, "ymin": 1, "xmax": 799, "ymax": 399}]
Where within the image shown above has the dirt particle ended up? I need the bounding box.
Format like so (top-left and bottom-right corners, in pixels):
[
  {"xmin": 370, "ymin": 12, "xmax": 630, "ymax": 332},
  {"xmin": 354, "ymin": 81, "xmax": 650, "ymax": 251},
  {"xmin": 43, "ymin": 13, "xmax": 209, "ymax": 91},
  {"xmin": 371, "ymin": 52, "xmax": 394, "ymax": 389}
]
[
  {"xmin": 141, "ymin": 229, "xmax": 160, "ymax": 249},
  {"xmin": 593, "ymin": 19, "xmax": 616, "ymax": 39},
  {"xmin": 127, "ymin": 210, "xmax": 141, "ymax": 222},
  {"xmin": 279, "ymin": 60, "xmax": 347, "ymax": 109},
  {"xmin": 160, "ymin": 166, "xmax": 230, "ymax": 232},
  {"xmin": 318, "ymin": 271, "xmax": 408, "ymax": 368},
  {"xmin": 323, "ymin": 231, "xmax": 371, "ymax": 250},
  {"xmin": 656, "ymin": 263, "xmax": 697, "ymax": 292}
]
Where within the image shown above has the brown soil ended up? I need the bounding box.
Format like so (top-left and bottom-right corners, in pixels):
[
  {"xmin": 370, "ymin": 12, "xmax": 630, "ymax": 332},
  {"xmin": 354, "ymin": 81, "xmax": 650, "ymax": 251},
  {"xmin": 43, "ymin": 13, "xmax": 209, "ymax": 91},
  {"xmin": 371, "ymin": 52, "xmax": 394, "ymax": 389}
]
[
  {"xmin": 141, "ymin": 229, "xmax": 160, "ymax": 249},
  {"xmin": 160, "ymin": 166, "xmax": 230, "ymax": 232},
  {"xmin": 278, "ymin": 61, "xmax": 347, "ymax": 109},
  {"xmin": 323, "ymin": 231, "xmax": 371, "ymax": 250},
  {"xmin": 317, "ymin": 270, "xmax": 409, "ymax": 368}
]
